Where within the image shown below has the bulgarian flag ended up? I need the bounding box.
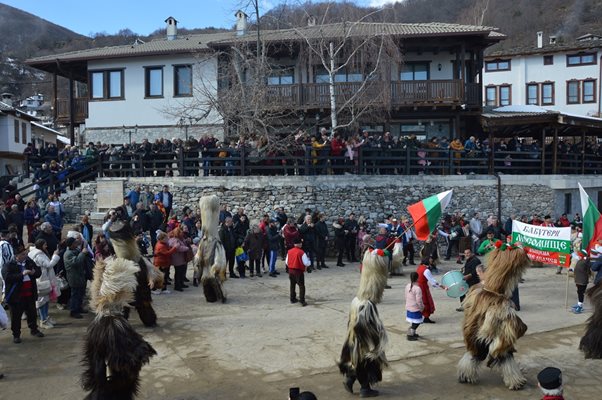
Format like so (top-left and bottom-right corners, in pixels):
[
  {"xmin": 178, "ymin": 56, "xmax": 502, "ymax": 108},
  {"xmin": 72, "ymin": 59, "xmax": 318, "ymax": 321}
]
[
  {"xmin": 579, "ymin": 183, "xmax": 602, "ymax": 254},
  {"xmin": 407, "ymin": 189, "xmax": 453, "ymax": 240}
]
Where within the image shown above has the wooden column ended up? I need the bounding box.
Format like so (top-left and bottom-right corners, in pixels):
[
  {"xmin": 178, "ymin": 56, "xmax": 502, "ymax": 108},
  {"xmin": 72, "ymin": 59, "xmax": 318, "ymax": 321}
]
[
  {"xmin": 552, "ymin": 127, "xmax": 558, "ymax": 174},
  {"xmin": 581, "ymin": 129, "xmax": 586, "ymax": 174},
  {"xmin": 488, "ymin": 127, "xmax": 494, "ymax": 174},
  {"xmin": 460, "ymin": 43, "xmax": 466, "ymax": 99},
  {"xmin": 68, "ymin": 77, "xmax": 75, "ymax": 146},
  {"xmin": 540, "ymin": 128, "xmax": 546, "ymax": 174},
  {"xmin": 52, "ymin": 73, "xmax": 58, "ymax": 123}
]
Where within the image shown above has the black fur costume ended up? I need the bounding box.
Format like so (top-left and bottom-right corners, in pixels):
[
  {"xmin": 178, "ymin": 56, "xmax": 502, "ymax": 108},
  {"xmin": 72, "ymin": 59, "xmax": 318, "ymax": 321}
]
[
  {"xmin": 109, "ymin": 220, "xmax": 158, "ymax": 327},
  {"xmin": 579, "ymin": 281, "xmax": 602, "ymax": 358},
  {"xmin": 83, "ymin": 258, "xmax": 156, "ymax": 400}
]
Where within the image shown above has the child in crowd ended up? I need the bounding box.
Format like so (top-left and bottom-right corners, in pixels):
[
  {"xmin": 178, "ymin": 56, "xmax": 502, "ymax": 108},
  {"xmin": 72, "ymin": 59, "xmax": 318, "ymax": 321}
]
[
  {"xmin": 572, "ymin": 250, "xmax": 590, "ymax": 314},
  {"xmin": 405, "ymin": 271, "xmax": 424, "ymax": 341}
]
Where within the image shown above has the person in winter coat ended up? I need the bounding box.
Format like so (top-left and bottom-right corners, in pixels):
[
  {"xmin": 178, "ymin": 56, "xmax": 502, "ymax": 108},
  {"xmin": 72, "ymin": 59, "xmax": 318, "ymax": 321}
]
[
  {"xmin": 23, "ymin": 199, "xmax": 41, "ymax": 243},
  {"xmin": 299, "ymin": 215, "xmax": 316, "ymax": 271},
  {"xmin": 79, "ymin": 214, "xmax": 94, "ymax": 247},
  {"xmin": 282, "ymin": 218, "xmax": 300, "ymax": 252},
  {"xmin": 314, "ymin": 213, "xmax": 329, "ymax": 270},
  {"xmin": 243, "ymin": 225, "xmax": 265, "ymax": 277},
  {"xmin": 1, "ymin": 244, "xmax": 45, "ymax": 343},
  {"xmin": 167, "ymin": 227, "xmax": 191, "ymax": 292},
  {"xmin": 405, "ymin": 271, "xmax": 424, "ymax": 341},
  {"xmin": 333, "ymin": 217, "xmax": 347, "ymax": 267},
  {"xmin": 219, "ymin": 216, "xmax": 239, "ymax": 279},
  {"xmin": 63, "ymin": 237, "xmax": 89, "ymax": 319},
  {"xmin": 28, "ymin": 239, "xmax": 60, "ymax": 329},
  {"xmin": 35, "ymin": 222, "xmax": 58, "ymax": 255},
  {"xmin": 266, "ymin": 219, "xmax": 282, "ymax": 277},
  {"xmin": 153, "ymin": 231, "xmax": 178, "ymax": 293}
]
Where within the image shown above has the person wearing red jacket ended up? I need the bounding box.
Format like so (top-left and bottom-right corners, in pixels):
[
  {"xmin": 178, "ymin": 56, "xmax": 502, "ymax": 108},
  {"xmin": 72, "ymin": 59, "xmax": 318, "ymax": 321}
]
[
  {"xmin": 330, "ymin": 132, "xmax": 345, "ymax": 175},
  {"xmin": 286, "ymin": 238, "xmax": 311, "ymax": 306},
  {"xmin": 153, "ymin": 231, "xmax": 178, "ymax": 293}
]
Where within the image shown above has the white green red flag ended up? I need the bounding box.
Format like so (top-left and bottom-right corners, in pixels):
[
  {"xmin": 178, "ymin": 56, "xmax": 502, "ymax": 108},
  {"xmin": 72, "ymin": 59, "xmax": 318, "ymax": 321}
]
[
  {"xmin": 407, "ymin": 189, "xmax": 453, "ymax": 240},
  {"xmin": 511, "ymin": 220, "xmax": 571, "ymax": 267},
  {"xmin": 578, "ymin": 183, "xmax": 602, "ymax": 255}
]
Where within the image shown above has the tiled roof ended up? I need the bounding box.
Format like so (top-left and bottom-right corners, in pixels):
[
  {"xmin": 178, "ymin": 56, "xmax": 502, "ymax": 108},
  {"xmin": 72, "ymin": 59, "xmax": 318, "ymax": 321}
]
[
  {"xmin": 487, "ymin": 39, "xmax": 602, "ymax": 58},
  {"xmin": 0, "ymin": 101, "xmax": 14, "ymax": 112},
  {"xmin": 211, "ymin": 22, "xmax": 504, "ymax": 46},
  {"xmin": 27, "ymin": 22, "xmax": 504, "ymax": 65},
  {"xmin": 26, "ymin": 31, "xmax": 237, "ymax": 64}
]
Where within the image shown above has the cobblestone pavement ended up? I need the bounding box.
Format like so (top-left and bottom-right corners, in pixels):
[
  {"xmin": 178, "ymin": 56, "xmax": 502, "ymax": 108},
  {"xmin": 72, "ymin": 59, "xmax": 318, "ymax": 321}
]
[{"xmin": 0, "ymin": 258, "xmax": 597, "ymax": 400}]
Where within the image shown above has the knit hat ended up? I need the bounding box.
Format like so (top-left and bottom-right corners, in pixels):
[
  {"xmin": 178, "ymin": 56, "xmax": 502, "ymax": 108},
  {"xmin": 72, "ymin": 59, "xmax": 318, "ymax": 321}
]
[{"xmin": 537, "ymin": 367, "xmax": 562, "ymax": 390}]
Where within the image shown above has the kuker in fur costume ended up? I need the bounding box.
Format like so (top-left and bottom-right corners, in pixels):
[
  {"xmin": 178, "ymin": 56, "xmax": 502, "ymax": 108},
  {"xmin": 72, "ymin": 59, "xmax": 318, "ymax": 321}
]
[
  {"xmin": 109, "ymin": 220, "xmax": 162, "ymax": 327},
  {"xmin": 338, "ymin": 248, "xmax": 389, "ymax": 398},
  {"xmin": 82, "ymin": 257, "xmax": 157, "ymax": 400},
  {"xmin": 580, "ymin": 281, "xmax": 602, "ymax": 358},
  {"xmin": 194, "ymin": 195, "xmax": 228, "ymax": 303},
  {"xmin": 390, "ymin": 239, "xmax": 404, "ymax": 275},
  {"xmin": 457, "ymin": 242, "xmax": 530, "ymax": 390}
]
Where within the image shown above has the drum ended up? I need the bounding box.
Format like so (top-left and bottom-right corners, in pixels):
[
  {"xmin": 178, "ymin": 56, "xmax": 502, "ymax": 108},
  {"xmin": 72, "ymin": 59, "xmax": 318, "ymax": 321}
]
[{"xmin": 441, "ymin": 270, "xmax": 469, "ymax": 298}]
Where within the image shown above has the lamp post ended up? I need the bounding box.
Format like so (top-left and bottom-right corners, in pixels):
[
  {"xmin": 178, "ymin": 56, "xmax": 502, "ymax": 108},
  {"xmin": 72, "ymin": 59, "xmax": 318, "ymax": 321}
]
[{"xmin": 315, "ymin": 112, "xmax": 320, "ymax": 135}]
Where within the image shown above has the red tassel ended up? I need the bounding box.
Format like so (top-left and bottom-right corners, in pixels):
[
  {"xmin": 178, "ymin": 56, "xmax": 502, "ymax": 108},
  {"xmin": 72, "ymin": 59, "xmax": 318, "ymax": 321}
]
[
  {"xmin": 494, "ymin": 240, "xmax": 503, "ymax": 248},
  {"xmin": 376, "ymin": 249, "xmax": 385, "ymax": 257}
]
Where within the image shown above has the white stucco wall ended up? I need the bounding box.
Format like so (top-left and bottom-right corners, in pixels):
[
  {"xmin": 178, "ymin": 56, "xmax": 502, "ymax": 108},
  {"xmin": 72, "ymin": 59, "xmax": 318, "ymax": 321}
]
[
  {"xmin": 483, "ymin": 50, "xmax": 602, "ymax": 116},
  {"xmin": 0, "ymin": 114, "xmax": 30, "ymax": 153},
  {"xmin": 86, "ymin": 54, "xmax": 222, "ymax": 129}
]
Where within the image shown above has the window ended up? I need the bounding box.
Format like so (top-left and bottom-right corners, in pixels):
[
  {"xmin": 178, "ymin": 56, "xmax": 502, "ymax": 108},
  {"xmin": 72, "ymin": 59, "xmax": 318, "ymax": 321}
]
[
  {"xmin": 567, "ymin": 52, "xmax": 596, "ymax": 66},
  {"xmin": 314, "ymin": 66, "xmax": 365, "ymax": 83},
  {"xmin": 400, "ymin": 62, "xmax": 429, "ymax": 81},
  {"xmin": 583, "ymin": 79, "xmax": 596, "ymax": 103},
  {"xmin": 89, "ymin": 69, "xmax": 124, "ymax": 100},
  {"xmin": 21, "ymin": 122, "xmax": 26, "ymax": 144},
  {"xmin": 543, "ymin": 55, "xmax": 554, "ymax": 65},
  {"xmin": 485, "ymin": 86, "xmax": 497, "ymax": 106},
  {"xmin": 527, "ymin": 84, "xmax": 539, "ymax": 105},
  {"xmin": 499, "ymin": 85, "xmax": 511, "ymax": 106},
  {"xmin": 14, "ymin": 120, "xmax": 19, "ymax": 143},
  {"xmin": 174, "ymin": 65, "xmax": 192, "ymax": 97},
  {"xmin": 485, "ymin": 59, "xmax": 511, "ymax": 72},
  {"xmin": 267, "ymin": 67, "xmax": 294, "ymax": 85},
  {"xmin": 542, "ymin": 82, "xmax": 555, "ymax": 105},
  {"xmin": 144, "ymin": 66, "xmax": 163, "ymax": 98},
  {"xmin": 567, "ymin": 81, "xmax": 580, "ymax": 104}
]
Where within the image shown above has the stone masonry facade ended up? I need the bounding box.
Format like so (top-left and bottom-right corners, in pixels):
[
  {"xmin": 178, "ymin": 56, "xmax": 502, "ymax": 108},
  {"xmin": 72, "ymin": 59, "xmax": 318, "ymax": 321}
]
[{"xmin": 65, "ymin": 175, "xmax": 559, "ymax": 228}]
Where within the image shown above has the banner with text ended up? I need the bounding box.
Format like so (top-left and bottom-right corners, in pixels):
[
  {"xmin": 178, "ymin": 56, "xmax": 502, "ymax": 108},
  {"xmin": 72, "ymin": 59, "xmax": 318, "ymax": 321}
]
[{"xmin": 511, "ymin": 220, "xmax": 572, "ymax": 267}]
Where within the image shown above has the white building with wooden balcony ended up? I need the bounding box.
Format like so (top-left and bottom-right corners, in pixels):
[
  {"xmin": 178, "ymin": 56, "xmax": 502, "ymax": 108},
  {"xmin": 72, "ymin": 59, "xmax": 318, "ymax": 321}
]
[
  {"xmin": 483, "ymin": 32, "xmax": 602, "ymax": 118},
  {"xmin": 0, "ymin": 95, "xmax": 36, "ymax": 176},
  {"xmin": 26, "ymin": 15, "xmax": 504, "ymax": 144}
]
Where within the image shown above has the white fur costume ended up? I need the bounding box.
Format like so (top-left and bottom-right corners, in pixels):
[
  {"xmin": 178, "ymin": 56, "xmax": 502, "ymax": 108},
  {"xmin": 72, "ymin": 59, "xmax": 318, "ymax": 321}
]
[{"xmin": 194, "ymin": 195, "xmax": 228, "ymax": 302}]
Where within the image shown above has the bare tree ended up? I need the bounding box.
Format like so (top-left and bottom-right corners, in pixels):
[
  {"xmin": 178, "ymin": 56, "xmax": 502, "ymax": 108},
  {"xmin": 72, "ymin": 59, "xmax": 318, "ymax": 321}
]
[{"xmin": 292, "ymin": 4, "xmax": 402, "ymax": 131}]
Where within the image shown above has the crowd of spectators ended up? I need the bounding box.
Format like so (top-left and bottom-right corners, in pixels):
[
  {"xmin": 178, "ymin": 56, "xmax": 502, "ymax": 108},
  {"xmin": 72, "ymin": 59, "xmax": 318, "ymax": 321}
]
[{"xmin": 17, "ymin": 129, "xmax": 602, "ymax": 203}]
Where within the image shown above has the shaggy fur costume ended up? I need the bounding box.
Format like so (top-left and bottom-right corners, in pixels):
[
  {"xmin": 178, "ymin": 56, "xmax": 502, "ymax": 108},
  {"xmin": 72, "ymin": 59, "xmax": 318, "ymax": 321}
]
[
  {"xmin": 338, "ymin": 249, "xmax": 389, "ymax": 395},
  {"xmin": 391, "ymin": 240, "xmax": 404, "ymax": 275},
  {"xmin": 82, "ymin": 257, "xmax": 157, "ymax": 400},
  {"xmin": 580, "ymin": 281, "xmax": 602, "ymax": 358},
  {"xmin": 194, "ymin": 195, "xmax": 228, "ymax": 303},
  {"xmin": 458, "ymin": 246, "xmax": 530, "ymax": 390},
  {"xmin": 109, "ymin": 220, "xmax": 162, "ymax": 327}
]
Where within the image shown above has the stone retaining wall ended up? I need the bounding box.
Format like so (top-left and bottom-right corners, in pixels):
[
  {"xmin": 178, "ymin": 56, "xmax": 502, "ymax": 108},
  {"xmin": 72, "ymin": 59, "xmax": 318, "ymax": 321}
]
[{"xmin": 66, "ymin": 175, "xmax": 575, "ymax": 227}]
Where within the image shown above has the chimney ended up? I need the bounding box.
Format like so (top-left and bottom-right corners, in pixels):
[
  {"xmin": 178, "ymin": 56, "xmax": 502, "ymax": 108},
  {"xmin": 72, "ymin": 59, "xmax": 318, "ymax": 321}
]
[
  {"xmin": 307, "ymin": 15, "xmax": 317, "ymax": 27},
  {"xmin": 235, "ymin": 10, "xmax": 248, "ymax": 36},
  {"xmin": 537, "ymin": 31, "xmax": 543, "ymax": 48},
  {"xmin": 1, "ymin": 93, "xmax": 13, "ymax": 106},
  {"xmin": 165, "ymin": 16, "xmax": 178, "ymax": 40},
  {"xmin": 549, "ymin": 35, "xmax": 557, "ymax": 45}
]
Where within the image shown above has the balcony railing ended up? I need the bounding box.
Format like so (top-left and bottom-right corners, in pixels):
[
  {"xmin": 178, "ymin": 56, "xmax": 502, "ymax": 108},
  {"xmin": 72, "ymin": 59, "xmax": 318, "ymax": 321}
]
[
  {"xmin": 260, "ymin": 79, "xmax": 476, "ymax": 109},
  {"xmin": 56, "ymin": 98, "xmax": 88, "ymax": 124}
]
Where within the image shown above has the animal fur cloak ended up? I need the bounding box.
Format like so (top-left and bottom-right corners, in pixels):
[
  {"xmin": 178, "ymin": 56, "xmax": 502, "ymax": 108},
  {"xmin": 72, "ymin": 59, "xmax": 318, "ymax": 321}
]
[
  {"xmin": 82, "ymin": 257, "xmax": 157, "ymax": 400},
  {"xmin": 391, "ymin": 239, "xmax": 404, "ymax": 275},
  {"xmin": 194, "ymin": 195, "xmax": 228, "ymax": 303},
  {"xmin": 457, "ymin": 243, "xmax": 530, "ymax": 390},
  {"xmin": 579, "ymin": 281, "xmax": 602, "ymax": 358},
  {"xmin": 109, "ymin": 220, "xmax": 162, "ymax": 327},
  {"xmin": 338, "ymin": 249, "xmax": 389, "ymax": 396}
]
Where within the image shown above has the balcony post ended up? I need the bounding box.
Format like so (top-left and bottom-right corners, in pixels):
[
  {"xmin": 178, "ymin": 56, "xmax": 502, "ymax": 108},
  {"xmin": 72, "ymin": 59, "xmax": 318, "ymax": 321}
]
[
  {"xmin": 68, "ymin": 77, "xmax": 75, "ymax": 146},
  {"xmin": 581, "ymin": 129, "xmax": 586, "ymax": 174},
  {"xmin": 240, "ymin": 146, "xmax": 246, "ymax": 176},
  {"xmin": 488, "ymin": 128, "xmax": 494, "ymax": 174},
  {"xmin": 540, "ymin": 128, "xmax": 546, "ymax": 175},
  {"xmin": 552, "ymin": 127, "xmax": 558, "ymax": 174},
  {"xmin": 405, "ymin": 146, "xmax": 410, "ymax": 175},
  {"xmin": 52, "ymin": 73, "xmax": 58, "ymax": 122}
]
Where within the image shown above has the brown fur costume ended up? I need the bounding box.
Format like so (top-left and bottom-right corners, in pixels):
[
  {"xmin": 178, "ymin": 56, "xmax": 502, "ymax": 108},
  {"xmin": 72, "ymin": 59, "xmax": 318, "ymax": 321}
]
[
  {"xmin": 579, "ymin": 281, "xmax": 602, "ymax": 358},
  {"xmin": 194, "ymin": 195, "xmax": 228, "ymax": 303},
  {"xmin": 338, "ymin": 249, "xmax": 389, "ymax": 396},
  {"xmin": 109, "ymin": 220, "xmax": 162, "ymax": 327},
  {"xmin": 458, "ymin": 245, "xmax": 530, "ymax": 390},
  {"xmin": 82, "ymin": 257, "xmax": 156, "ymax": 400}
]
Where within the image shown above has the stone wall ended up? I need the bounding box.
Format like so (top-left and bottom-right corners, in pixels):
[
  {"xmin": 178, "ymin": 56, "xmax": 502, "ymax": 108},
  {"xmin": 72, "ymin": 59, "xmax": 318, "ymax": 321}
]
[
  {"xmin": 82, "ymin": 125, "xmax": 224, "ymax": 145},
  {"xmin": 70, "ymin": 175, "xmax": 577, "ymax": 228}
]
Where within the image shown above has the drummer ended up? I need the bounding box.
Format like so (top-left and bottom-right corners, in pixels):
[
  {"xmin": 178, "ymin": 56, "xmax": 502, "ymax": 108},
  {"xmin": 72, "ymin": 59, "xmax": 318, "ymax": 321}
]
[
  {"xmin": 416, "ymin": 256, "xmax": 448, "ymax": 323},
  {"xmin": 456, "ymin": 249, "xmax": 481, "ymax": 312}
]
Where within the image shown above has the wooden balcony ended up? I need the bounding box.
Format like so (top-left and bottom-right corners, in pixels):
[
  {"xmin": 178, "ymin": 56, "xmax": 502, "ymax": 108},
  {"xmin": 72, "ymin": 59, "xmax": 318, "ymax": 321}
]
[
  {"xmin": 56, "ymin": 98, "xmax": 88, "ymax": 124},
  {"xmin": 253, "ymin": 80, "xmax": 481, "ymax": 110}
]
